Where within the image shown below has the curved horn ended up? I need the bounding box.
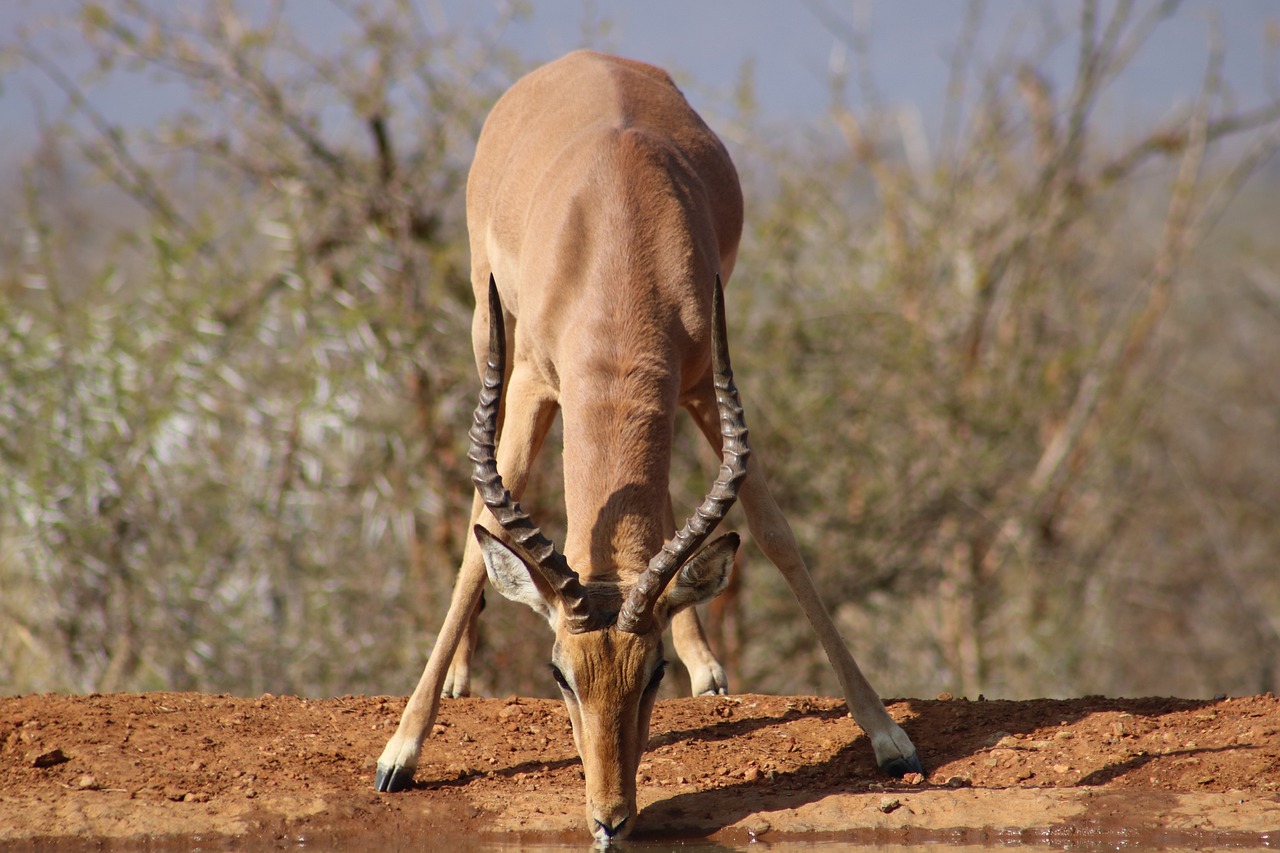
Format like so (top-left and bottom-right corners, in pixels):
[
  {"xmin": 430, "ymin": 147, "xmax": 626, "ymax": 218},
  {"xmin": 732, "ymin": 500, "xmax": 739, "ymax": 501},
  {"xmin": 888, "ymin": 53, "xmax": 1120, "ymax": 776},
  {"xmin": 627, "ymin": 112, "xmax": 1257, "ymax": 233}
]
[
  {"xmin": 616, "ymin": 276, "xmax": 750, "ymax": 634},
  {"xmin": 468, "ymin": 275, "xmax": 601, "ymax": 633}
]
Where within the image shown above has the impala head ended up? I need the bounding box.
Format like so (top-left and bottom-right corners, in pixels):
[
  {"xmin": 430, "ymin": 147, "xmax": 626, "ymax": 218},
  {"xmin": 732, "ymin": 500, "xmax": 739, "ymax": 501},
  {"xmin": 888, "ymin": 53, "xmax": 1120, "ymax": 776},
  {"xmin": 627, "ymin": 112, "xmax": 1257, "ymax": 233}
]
[
  {"xmin": 468, "ymin": 275, "xmax": 748, "ymax": 843},
  {"xmin": 475, "ymin": 526, "xmax": 738, "ymax": 842}
]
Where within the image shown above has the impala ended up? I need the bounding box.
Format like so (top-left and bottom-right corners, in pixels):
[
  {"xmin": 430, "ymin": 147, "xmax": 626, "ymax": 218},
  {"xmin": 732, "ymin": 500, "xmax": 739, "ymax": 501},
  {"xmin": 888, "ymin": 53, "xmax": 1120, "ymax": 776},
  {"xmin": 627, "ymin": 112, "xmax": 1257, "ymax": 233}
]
[{"xmin": 375, "ymin": 50, "xmax": 921, "ymax": 843}]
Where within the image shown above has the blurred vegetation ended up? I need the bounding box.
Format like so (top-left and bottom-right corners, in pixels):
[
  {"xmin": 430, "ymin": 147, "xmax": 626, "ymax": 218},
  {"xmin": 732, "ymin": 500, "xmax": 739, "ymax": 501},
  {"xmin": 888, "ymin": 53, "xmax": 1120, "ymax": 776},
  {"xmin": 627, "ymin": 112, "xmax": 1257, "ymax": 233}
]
[{"xmin": 1, "ymin": 1, "xmax": 1278, "ymax": 703}]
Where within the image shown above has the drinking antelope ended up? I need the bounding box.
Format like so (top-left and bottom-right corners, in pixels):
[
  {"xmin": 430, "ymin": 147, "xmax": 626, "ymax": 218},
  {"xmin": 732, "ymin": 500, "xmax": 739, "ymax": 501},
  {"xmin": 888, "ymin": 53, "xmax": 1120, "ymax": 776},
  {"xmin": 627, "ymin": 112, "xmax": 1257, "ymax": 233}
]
[{"xmin": 375, "ymin": 50, "xmax": 921, "ymax": 843}]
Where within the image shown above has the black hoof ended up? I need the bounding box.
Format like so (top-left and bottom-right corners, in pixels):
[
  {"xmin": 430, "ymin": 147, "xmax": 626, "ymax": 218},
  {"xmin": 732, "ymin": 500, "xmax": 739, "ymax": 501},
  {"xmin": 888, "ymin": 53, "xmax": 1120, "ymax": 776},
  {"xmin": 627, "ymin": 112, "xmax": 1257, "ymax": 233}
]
[
  {"xmin": 880, "ymin": 751, "xmax": 924, "ymax": 777},
  {"xmin": 374, "ymin": 764, "xmax": 415, "ymax": 792}
]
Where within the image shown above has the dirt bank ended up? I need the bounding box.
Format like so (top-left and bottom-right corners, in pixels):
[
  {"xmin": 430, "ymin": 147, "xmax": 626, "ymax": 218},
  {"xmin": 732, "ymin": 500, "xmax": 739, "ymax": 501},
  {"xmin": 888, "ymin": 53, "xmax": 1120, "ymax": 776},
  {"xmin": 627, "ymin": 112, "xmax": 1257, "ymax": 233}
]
[{"xmin": 2, "ymin": 691, "xmax": 1278, "ymax": 847}]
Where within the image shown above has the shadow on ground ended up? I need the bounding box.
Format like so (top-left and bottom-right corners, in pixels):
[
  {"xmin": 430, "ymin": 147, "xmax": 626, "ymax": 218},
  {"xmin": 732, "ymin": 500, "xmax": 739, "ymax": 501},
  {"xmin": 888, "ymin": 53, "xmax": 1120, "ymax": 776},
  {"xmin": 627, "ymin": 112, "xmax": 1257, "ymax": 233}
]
[{"xmin": 636, "ymin": 695, "xmax": 1222, "ymax": 839}]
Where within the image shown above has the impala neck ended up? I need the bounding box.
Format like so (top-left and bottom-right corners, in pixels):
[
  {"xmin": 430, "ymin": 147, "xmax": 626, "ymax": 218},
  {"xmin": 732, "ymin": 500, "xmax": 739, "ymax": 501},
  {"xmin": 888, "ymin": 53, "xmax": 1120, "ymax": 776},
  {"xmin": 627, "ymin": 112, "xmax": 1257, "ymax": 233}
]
[
  {"xmin": 538, "ymin": 127, "xmax": 719, "ymax": 584},
  {"xmin": 558, "ymin": 291, "xmax": 682, "ymax": 584}
]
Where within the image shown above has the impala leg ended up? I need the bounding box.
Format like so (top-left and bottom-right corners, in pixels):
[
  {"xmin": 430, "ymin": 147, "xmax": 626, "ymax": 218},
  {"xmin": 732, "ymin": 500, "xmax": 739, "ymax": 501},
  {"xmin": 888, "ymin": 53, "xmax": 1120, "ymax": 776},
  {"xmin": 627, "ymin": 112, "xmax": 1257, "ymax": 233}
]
[
  {"xmin": 376, "ymin": 365, "xmax": 557, "ymax": 792},
  {"xmin": 671, "ymin": 607, "xmax": 729, "ymax": 695},
  {"xmin": 737, "ymin": 457, "xmax": 921, "ymax": 774},
  {"xmin": 685, "ymin": 395, "xmax": 921, "ymax": 776},
  {"xmin": 666, "ymin": 494, "xmax": 730, "ymax": 695},
  {"xmin": 441, "ymin": 592, "xmax": 483, "ymax": 697},
  {"xmin": 375, "ymin": 494, "xmax": 488, "ymax": 792}
]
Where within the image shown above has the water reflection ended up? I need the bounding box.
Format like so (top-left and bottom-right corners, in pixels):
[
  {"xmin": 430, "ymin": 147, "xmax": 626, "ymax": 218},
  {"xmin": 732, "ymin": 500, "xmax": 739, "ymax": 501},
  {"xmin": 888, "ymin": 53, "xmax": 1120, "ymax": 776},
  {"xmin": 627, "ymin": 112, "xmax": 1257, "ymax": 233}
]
[{"xmin": 110, "ymin": 829, "xmax": 1273, "ymax": 853}]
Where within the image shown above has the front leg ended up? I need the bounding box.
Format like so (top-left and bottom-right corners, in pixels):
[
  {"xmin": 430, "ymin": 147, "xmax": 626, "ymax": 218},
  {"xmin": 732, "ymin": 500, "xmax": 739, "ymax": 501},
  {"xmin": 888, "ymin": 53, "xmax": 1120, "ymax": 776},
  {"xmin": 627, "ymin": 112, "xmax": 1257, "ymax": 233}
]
[
  {"xmin": 737, "ymin": 453, "xmax": 922, "ymax": 776},
  {"xmin": 378, "ymin": 363, "xmax": 558, "ymax": 791},
  {"xmin": 684, "ymin": 390, "xmax": 921, "ymax": 776},
  {"xmin": 375, "ymin": 540, "xmax": 488, "ymax": 791}
]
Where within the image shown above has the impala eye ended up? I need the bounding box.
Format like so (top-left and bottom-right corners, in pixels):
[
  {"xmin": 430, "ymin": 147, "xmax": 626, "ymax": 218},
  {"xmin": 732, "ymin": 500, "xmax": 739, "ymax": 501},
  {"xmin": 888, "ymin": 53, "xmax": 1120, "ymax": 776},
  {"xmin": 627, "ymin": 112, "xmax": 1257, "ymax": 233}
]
[
  {"xmin": 549, "ymin": 663, "xmax": 572, "ymax": 693},
  {"xmin": 647, "ymin": 660, "xmax": 668, "ymax": 691}
]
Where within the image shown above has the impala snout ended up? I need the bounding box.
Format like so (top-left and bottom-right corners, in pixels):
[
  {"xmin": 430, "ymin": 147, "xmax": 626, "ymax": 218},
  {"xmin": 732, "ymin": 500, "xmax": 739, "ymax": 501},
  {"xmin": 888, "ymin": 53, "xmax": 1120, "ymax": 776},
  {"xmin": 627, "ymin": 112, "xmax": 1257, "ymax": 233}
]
[
  {"xmin": 557, "ymin": 628, "xmax": 661, "ymax": 844},
  {"xmin": 586, "ymin": 766, "xmax": 635, "ymax": 843},
  {"xmin": 575, "ymin": 711, "xmax": 637, "ymax": 842},
  {"xmin": 592, "ymin": 809, "xmax": 632, "ymax": 843}
]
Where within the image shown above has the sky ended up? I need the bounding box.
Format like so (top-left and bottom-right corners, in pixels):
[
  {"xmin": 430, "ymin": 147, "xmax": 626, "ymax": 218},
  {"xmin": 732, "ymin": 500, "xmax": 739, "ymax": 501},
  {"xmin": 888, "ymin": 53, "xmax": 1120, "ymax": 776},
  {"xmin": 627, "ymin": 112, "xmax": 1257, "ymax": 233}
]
[
  {"xmin": 1, "ymin": 1, "xmax": 1277, "ymax": 157},
  {"xmin": 474, "ymin": 0, "xmax": 1278, "ymax": 126}
]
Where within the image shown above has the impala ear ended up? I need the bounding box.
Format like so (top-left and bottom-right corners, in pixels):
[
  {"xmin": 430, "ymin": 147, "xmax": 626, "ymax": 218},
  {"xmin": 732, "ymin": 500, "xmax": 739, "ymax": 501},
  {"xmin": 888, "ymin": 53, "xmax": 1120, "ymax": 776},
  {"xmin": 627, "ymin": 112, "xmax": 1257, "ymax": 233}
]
[
  {"xmin": 653, "ymin": 532, "xmax": 739, "ymax": 626},
  {"xmin": 474, "ymin": 526, "xmax": 557, "ymax": 625}
]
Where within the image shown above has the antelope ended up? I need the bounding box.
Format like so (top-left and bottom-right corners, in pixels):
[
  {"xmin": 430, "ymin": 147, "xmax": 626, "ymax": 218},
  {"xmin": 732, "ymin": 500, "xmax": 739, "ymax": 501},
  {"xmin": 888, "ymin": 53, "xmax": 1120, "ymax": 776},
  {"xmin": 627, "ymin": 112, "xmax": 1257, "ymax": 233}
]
[{"xmin": 375, "ymin": 50, "xmax": 921, "ymax": 843}]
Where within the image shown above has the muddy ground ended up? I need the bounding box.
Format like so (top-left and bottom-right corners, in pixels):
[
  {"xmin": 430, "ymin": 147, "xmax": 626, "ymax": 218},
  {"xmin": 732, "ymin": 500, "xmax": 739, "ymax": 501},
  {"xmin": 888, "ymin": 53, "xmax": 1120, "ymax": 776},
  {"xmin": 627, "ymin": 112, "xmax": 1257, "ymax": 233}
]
[{"xmin": 1, "ymin": 691, "xmax": 1278, "ymax": 849}]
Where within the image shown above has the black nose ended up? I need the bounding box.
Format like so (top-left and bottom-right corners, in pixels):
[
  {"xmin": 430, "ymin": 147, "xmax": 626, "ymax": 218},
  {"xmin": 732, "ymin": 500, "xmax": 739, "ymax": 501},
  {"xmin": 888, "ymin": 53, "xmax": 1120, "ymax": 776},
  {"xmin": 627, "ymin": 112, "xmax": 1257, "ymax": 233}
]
[{"xmin": 595, "ymin": 815, "xmax": 628, "ymax": 838}]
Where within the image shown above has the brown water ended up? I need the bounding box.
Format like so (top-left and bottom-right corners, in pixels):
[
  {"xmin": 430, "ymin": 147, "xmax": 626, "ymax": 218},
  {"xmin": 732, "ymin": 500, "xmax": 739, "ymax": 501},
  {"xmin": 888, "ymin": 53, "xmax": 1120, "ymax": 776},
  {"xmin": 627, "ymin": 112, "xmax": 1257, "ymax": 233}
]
[{"xmin": 12, "ymin": 827, "xmax": 1270, "ymax": 853}]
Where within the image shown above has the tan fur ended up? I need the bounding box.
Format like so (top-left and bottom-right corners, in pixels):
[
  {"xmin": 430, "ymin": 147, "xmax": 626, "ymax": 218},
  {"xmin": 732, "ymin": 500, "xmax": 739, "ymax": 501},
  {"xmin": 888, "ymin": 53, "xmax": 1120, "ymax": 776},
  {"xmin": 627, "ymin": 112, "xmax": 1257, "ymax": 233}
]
[
  {"xmin": 467, "ymin": 52, "xmax": 742, "ymax": 580},
  {"xmin": 555, "ymin": 629, "xmax": 660, "ymax": 831},
  {"xmin": 376, "ymin": 51, "xmax": 919, "ymax": 844}
]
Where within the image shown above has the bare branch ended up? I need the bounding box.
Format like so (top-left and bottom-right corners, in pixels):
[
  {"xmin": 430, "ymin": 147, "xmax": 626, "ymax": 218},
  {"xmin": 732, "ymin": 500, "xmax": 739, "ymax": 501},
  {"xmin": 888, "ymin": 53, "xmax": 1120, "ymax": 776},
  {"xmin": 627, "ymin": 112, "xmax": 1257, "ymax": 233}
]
[
  {"xmin": 1097, "ymin": 100, "xmax": 1280, "ymax": 186},
  {"xmin": 21, "ymin": 47, "xmax": 190, "ymax": 236},
  {"xmin": 939, "ymin": 0, "xmax": 986, "ymax": 163},
  {"xmin": 1026, "ymin": 13, "xmax": 1217, "ymax": 509},
  {"xmin": 369, "ymin": 114, "xmax": 395, "ymax": 186}
]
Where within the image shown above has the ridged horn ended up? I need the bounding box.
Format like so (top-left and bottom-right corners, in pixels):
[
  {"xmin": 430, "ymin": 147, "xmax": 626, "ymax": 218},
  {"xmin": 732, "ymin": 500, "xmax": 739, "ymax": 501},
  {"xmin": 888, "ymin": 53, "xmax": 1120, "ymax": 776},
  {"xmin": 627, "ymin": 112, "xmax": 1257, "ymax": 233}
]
[
  {"xmin": 616, "ymin": 275, "xmax": 750, "ymax": 634},
  {"xmin": 468, "ymin": 275, "xmax": 601, "ymax": 633}
]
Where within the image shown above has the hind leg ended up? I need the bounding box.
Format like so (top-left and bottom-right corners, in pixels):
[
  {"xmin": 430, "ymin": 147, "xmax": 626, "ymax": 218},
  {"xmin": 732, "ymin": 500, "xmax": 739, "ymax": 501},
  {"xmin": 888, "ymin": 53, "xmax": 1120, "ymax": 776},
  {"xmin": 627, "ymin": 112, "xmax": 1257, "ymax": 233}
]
[
  {"xmin": 661, "ymin": 491, "xmax": 730, "ymax": 695},
  {"xmin": 441, "ymin": 593, "xmax": 483, "ymax": 697}
]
